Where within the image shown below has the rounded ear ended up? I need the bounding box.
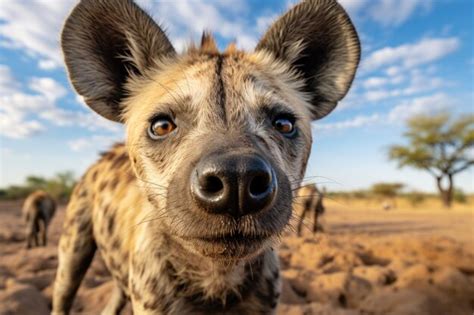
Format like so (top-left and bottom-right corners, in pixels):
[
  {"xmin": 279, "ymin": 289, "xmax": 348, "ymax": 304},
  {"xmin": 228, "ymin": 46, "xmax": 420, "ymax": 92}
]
[
  {"xmin": 256, "ymin": 0, "xmax": 360, "ymax": 120},
  {"xmin": 61, "ymin": 0, "xmax": 176, "ymax": 122}
]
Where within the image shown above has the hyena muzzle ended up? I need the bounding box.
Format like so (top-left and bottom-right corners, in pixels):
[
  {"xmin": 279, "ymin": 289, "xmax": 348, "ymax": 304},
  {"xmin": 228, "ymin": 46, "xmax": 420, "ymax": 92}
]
[
  {"xmin": 53, "ymin": 0, "xmax": 360, "ymax": 314},
  {"xmin": 22, "ymin": 190, "xmax": 56, "ymax": 248}
]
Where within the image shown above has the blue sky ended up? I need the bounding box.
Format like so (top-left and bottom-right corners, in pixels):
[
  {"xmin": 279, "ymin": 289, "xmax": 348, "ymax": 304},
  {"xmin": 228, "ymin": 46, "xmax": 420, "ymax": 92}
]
[{"xmin": 0, "ymin": 0, "xmax": 473, "ymax": 192}]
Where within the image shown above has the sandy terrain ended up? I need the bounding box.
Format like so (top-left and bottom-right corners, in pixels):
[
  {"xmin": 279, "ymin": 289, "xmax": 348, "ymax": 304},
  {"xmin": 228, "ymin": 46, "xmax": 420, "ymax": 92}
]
[{"xmin": 0, "ymin": 198, "xmax": 473, "ymax": 315}]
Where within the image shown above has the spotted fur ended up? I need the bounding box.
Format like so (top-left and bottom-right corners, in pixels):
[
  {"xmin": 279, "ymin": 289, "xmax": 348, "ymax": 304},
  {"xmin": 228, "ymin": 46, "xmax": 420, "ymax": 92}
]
[{"xmin": 53, "ymin": 0, "xmax": 359, "ymax": 314}]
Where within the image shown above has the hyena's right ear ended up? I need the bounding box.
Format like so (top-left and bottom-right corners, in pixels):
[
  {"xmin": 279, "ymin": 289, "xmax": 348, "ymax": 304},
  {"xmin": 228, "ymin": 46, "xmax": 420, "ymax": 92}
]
[{"xmin": 61, "ymin": 0, "xmax": 176, "ymax": 122}]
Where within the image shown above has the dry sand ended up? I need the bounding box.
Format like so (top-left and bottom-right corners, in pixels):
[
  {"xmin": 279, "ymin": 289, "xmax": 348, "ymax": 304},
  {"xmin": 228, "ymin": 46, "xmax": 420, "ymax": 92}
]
[{"xmin": 0, "ymin": 198, "xmax": 473, "ymax": 315}]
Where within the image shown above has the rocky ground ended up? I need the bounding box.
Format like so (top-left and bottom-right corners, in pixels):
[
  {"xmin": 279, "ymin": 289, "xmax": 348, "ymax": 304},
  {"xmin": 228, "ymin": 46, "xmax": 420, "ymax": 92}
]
[{"xmin": 0, "ymin": 199, "xmax": 473, "ymax": 315}]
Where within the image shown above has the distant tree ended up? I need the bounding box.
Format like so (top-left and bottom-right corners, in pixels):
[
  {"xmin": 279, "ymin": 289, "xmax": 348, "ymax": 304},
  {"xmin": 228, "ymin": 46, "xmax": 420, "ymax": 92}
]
[
  {"xmin": 47, "ymin": 171, "xmax": 76, "ymax": 201},
  {"xmin": 372, "ymin": 182, "xmax": 403, "ymax": 208},
  {"xmin": 453, "ymin": 188, "xmax": 467, "ymax": 204},
  {"xmin": 405, "ymin": 190, "xmax": 426, "ymax": 207},
  {"xmin": 25, "ymin": 176, "xmax": 48, "ymax": 190},
  {"xmin": 371, "ymin": 182, "xmax": 404, "ymax": 199},
  {"xmin": 0, "ymin": 171, "xmax": 76, "ymax": 201},
  {"xmin": 389, "ymin": 113, "xmax": 474, "ymax": 208},
  {"xmin": 55, "ymin": 171, "xmax": 75, "ymax": 187}
]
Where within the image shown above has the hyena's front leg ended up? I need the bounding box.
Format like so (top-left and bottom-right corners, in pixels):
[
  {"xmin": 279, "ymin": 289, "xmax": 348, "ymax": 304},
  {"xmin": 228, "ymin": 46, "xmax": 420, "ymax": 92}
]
[
  {"xmin": 25, "ymin": 225, "xmax": 34, "ymax": 249},
  {"xmin": 52, "ymin": 192, "xmax": 96, "ymax": 315},
  {"xmin": 297, "ymin": 205, "xmax": 309, "ymax": 236},
  {"xmin": 25, "ymin": 215, "xmax": 38, "ymax": 248},
  {"xmin": 33, "ymin": 220, "xmax": 41, "ymax": 247},
  {"xmin": 39, "ymin": 219, "xmax": 47, "ymax": 246}
]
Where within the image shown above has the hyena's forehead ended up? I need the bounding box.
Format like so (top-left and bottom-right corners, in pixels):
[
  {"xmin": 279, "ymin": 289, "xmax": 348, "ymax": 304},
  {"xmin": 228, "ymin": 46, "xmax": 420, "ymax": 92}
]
[
  {"xmin": 125, "ymin": 56, "xmax": 219, "ymax": 123},
  {"xmin": 125, "ymin": 52, "xmax": 310, "ymax": 129}
]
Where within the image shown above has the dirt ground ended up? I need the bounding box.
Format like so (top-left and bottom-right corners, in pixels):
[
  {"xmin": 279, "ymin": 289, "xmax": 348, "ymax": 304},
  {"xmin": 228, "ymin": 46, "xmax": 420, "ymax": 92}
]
[{"xmin": 0, "ymin": 198, "xmax": 473, "ymax": 315}]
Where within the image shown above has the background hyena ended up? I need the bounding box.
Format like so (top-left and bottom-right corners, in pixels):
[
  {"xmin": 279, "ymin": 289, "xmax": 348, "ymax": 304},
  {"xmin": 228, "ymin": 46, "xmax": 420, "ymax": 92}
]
[
  {"xmin": 22, "ymin": 190, "xmax": 56, "ymax": 248},
  {"xmin": 294, "ymin": 184, "xmax": 326, "ymax": 236},
  {"xmin": 53, "ymin": 0, "xmax": 359, "ymax": 314}
]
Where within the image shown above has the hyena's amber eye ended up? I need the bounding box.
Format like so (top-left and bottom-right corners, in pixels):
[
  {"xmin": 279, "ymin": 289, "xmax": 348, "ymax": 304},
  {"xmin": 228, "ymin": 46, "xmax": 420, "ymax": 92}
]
[
  {"xmin": 273, "ymin": 116, "xmax": 296, "ymax": 137},
  {"xmin": 148, "ymin": 116, "xmax": 177, "ymax": 139}
]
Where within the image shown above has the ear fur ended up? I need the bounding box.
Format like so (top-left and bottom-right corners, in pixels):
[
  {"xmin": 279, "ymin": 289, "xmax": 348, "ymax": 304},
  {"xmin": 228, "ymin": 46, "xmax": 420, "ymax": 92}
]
[
  {"xmin": 256, "ymin": 0, "xmax": 360, "ymax": 120},
  {"xmin": 61, "ymin": 0, "xmax": 176, "ymax": 122}
]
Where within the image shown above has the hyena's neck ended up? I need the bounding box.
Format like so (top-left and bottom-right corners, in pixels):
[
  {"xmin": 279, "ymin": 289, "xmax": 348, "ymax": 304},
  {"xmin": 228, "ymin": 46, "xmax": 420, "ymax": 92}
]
[
  {"xmin": 132, "ymin": 226, "xmax": 271, "ymax": 308},
  {"xmin": 162, "ymin": 232, "xmax": 262, "ymax": 298}
]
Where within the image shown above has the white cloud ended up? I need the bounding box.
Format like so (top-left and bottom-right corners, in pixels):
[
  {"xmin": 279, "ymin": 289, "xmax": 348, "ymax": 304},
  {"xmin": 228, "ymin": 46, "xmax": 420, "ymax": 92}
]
[
  {"xmin": 364, "ymin": 89, "xmax": 401, "ymax": 102},
  {"xmin": 0, "ymin": 65, "xmax": 20, "ymax": 95},
  {"xmin": 0, "ymin": 112, "xmax": 44, "ymax": 139},
  {"xmin": 362, "ymin": 37, "xmax": 460, "ymax": 72},
  {"xmin": 29, "ymin": 77, "xmax": 67, "ymax": 101},
  {"xmin": 38, "ymin": 107, "xmax": 120, "ymax": 132},
  {"xmin": 385, "ymin": 66, "xmax": 402, "ymax": 76},
  {"xmin": 339, "ymin": 0, "xmax": 431, "ymax": 26},
  {"xmin": 388, "ymin": 93, "xmax": 453, "ymax": 122},
  {"xmin": 38, "ymin": 59, "xmax": 60, "ymax": 70},
  {"xmin": 338, "ymin": 0, "xmax": 369, "ymax": 15},
  {"xmin": 140, "ymin": 0, "xmax": 262, "ymax": 50},
  {"xmin": 368, "ymin": 0, "xmax": 432, "ymax": 26},
  {"xmin": 361, "ymin": 67, "xmax": 449, "ymax": 102},
  {"xmin": 390, "ymin": 75, "xmax": 405, "ymax": 85},
  {"xmin": 0, "ymin": 64, "xmax": 120, "ymax": 139},
  {"xmin": 315, "ymin": 93, "xmax": 454, "ymax": 131},
  {"xmin": 68, "ymin": 135, "xmax": 123, "ymax": 152},
  {"xmin": 0, "ymin": 0, "xmax": 75, "ymax": 69},
  {"xmin": 363, "ymin": 77, "xmax": 388, "ymax": 89},
  {"xmin": 314, "ymin": 113, "xmax": 381, "ymax": 131},
  {"xmin": 362, "ymin": 75, "xmax": 405, "ymax": 89},
  {"xmin": 401, "ymin": 71, "xmax": 444, "ymax": 95},
  {"xmin": 0, "ymin": 67, "xmax": 51, "ymax": 138}
]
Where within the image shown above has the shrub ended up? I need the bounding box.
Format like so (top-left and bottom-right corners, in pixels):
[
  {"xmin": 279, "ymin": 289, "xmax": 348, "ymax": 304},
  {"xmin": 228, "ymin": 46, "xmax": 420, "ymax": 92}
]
[
  {"xmin": 0, "ymin": 171, "xmax": 76, "ymax": 202},
  {"xmin": 406, "ymin": 191, "xmax": 426, "ymax": 206},
  {"xmin": 453, "ymin": 188, "xmax": 467, "ymax": 204}
]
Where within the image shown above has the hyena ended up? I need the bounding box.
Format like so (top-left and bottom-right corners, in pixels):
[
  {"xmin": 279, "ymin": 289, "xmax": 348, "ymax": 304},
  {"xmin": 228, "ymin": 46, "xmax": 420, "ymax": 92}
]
[
  {"xmin": 53, "ymin": 0, "xmax": 360, "ymax": 314},
  {"xmin": 22, "ymin": 190, "xmax": 56, "ymax": 248},
  {"xmin": 295, "ymin": 184, "xmax": 325, "ymax": 236}
]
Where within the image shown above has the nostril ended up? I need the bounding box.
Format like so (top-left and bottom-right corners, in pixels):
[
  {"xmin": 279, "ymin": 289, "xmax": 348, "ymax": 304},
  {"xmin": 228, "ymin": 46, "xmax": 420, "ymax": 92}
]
[
  {"xmin": 249, "ymin": 174, "xmax": 271, "ymax": 197},
  {"xmin": 201, "ymin": 175, "xmax": 224, "ymax": 194}
]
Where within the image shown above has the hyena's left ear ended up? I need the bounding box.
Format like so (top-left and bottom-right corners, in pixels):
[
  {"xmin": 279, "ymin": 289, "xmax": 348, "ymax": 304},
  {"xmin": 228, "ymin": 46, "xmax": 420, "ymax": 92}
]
[{"xmin": 256, "ymin": 0, "xmax": 360, "ymax": 120}]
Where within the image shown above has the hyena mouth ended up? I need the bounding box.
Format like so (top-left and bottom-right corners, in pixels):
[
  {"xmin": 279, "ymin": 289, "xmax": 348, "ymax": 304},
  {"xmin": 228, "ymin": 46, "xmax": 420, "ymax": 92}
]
[
  {"xmin": 179, "ymin": 201, "xmax": 291, "ymax": 259},
  {"xmin": 195, "ymin": 231, "xmax": 270, "ymax": 246},
  {"xmin": 184, "ymin": 232, "xmax": 274, "ymax": 259}
]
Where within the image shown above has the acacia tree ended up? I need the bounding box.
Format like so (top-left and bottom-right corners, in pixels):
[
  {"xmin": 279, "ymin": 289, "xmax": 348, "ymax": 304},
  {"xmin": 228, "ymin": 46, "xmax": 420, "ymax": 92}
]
[
  {"xmin": 371, "ymin": 182, "xmax": 404, "ymax": 208},
  {"xmin": 388, "ymin": 113, "xmax": 473, "ymax": 208},
  {"xmin": 371, "ymin": 182, "xmax": 404, "ymax": 199}
]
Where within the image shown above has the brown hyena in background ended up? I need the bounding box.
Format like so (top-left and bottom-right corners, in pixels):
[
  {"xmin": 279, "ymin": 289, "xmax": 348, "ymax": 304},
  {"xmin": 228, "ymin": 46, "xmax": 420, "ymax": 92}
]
[
  {"xmin": 22, "ymin": 190, "xmax": 56, "ymax": 248},
  {"xmin": 295, "ymin": 184, "xmax": 326, "ymax": 236},
  {"xmin": 53, "ymin": 0, "xmax": 360, "ymax": 314}
]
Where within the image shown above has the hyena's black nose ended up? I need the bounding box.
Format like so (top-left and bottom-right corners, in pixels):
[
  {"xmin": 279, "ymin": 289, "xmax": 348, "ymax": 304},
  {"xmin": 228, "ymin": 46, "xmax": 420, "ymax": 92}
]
[{"xmin": 191, "ymin": 153, "xmax": 277, "ymax": 217}]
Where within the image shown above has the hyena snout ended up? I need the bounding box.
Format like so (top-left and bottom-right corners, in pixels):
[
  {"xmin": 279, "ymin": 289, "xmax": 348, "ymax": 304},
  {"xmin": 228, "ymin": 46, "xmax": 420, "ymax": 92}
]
[{"xmin": 190, "ymin": 152, "xmax": 277, "ymax": 217}]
